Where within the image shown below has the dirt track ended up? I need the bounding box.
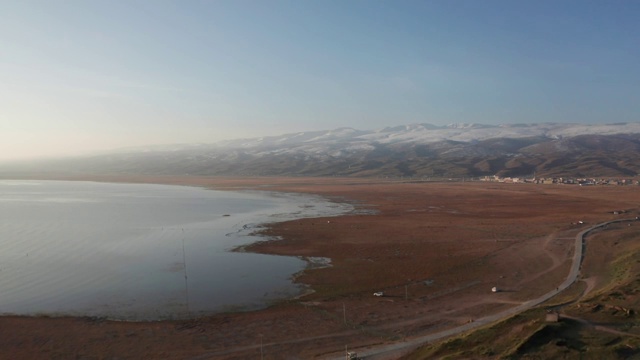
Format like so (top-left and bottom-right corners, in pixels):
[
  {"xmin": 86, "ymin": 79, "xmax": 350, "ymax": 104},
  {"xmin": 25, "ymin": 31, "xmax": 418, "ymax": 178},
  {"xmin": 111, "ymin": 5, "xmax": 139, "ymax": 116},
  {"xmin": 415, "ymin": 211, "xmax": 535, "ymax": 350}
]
[
  {"xmin": 0, "ymin": 176, "xmax": 638, "ymax": 359},
  {"xmin": 346, "ymin": 218, "xmax": 638, "ymax": 359}
]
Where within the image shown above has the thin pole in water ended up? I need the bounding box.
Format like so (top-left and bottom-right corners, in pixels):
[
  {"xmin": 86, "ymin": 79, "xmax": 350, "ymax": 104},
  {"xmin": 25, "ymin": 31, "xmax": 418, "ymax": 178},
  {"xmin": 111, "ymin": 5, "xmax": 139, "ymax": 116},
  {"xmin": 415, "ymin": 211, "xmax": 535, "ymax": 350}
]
[{"xmin": 182, "ymin": 236, "xmax": 190, "ymax": 316}]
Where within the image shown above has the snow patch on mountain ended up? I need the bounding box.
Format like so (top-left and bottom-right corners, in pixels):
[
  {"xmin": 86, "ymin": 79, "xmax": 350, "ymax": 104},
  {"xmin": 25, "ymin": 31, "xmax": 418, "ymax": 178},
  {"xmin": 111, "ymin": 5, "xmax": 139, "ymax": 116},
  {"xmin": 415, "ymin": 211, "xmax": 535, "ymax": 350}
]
[{"xmin": 114, "ymin": 122, "xmax": 640, "ymax": 155}]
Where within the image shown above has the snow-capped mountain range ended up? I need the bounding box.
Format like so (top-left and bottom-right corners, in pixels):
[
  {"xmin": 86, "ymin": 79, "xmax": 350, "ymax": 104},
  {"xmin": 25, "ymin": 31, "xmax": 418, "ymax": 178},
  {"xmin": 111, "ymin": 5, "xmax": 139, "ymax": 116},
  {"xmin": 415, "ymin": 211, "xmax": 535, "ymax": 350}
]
[
  {"xmin": 212, "ymin": 122, "xmax": 640, "ymax": 149},
  {"xmin": 6, "ymin": 122, "xmax": 640, "ymax": 178}
]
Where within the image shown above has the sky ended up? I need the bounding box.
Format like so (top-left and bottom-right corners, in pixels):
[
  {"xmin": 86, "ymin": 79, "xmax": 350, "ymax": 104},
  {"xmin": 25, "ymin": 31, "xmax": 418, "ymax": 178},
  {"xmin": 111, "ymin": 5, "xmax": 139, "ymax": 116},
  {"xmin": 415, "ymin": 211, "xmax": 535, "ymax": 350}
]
[{"xmin": 1, "ymin": 0, "xmax": 639, "ymax": 161}]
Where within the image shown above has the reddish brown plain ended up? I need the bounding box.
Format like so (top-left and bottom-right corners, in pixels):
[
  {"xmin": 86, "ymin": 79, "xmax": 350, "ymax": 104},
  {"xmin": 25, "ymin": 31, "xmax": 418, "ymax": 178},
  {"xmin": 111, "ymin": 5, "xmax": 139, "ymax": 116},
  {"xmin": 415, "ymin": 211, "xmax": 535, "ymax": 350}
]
[{"xmin": 0, "ymin": 176, "xmax": 638, "ymax": 359}]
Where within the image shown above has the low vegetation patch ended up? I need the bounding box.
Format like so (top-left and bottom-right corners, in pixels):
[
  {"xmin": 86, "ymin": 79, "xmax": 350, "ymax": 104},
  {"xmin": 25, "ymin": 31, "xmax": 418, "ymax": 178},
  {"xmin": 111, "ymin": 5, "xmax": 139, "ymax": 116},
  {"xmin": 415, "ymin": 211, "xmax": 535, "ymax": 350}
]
[{"xmin": 402, "ymin": 309, "xmax": 546, "ymax": 359}]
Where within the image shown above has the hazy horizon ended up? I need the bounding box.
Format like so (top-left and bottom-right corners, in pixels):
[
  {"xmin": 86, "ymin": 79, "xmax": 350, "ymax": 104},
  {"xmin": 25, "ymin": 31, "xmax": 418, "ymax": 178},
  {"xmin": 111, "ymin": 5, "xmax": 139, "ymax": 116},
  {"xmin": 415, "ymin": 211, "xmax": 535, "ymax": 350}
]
[{"xmin": 2, "ymin": 1, "xmax": 639, "ymax": 161}]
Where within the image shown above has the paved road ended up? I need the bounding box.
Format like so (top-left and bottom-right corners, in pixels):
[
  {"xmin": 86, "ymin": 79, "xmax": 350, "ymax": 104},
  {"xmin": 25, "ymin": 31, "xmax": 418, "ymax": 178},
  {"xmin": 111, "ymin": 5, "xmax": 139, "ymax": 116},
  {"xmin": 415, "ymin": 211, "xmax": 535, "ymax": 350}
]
[{"xmin": 329, "ymin": 218, "xmax": 634, "ymax": 359}]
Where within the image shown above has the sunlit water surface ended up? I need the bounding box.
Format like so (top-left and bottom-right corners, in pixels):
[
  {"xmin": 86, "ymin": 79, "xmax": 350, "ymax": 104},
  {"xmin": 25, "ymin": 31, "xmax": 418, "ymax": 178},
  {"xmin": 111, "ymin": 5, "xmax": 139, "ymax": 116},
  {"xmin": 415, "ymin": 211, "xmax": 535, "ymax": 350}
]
[{"xmin": 0, "ymin": 180, "xmax": 351, "ymax": 320}]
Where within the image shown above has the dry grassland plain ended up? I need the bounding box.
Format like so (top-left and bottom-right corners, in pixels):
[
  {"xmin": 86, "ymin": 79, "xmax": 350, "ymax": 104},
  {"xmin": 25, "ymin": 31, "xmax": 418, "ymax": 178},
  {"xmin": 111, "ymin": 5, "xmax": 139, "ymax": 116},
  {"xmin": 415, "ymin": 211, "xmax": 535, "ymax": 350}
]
[{"xmin": 0, "ymin": 176, "xmax": 639, "ymax": 359}]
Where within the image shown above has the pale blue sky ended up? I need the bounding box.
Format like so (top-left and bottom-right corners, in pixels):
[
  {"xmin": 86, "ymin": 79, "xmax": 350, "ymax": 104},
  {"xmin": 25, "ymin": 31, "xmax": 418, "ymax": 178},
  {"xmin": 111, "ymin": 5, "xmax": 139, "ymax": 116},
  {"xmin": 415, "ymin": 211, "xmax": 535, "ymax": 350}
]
[{"xmin": 1, "ymin": 0, "xmax": 639, "ymax": 160}]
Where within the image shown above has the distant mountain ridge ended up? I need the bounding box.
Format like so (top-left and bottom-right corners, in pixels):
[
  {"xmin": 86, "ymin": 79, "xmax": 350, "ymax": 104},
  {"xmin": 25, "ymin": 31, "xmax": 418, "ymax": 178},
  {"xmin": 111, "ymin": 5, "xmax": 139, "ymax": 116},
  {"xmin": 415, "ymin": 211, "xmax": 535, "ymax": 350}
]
[{"xmin": 5, "ymin": 122, "xmax": 640, "ymax": 178}]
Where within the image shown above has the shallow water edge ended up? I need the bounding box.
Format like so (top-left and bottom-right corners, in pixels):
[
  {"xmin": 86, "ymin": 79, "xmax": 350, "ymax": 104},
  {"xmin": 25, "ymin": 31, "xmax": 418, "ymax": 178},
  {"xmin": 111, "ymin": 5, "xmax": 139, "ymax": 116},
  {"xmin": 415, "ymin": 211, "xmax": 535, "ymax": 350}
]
[{"xmin": 0, "ymin": 178, "xmax": 356, "ymax": 320}]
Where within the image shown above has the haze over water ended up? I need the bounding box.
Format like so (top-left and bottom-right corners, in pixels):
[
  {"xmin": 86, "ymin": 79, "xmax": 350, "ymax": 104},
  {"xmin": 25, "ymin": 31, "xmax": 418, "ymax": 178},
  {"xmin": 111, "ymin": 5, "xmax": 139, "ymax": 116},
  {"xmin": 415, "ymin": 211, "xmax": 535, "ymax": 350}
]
[{"xmin": 0, "ymin": 180, "xmax": 351, "ymax": 320}]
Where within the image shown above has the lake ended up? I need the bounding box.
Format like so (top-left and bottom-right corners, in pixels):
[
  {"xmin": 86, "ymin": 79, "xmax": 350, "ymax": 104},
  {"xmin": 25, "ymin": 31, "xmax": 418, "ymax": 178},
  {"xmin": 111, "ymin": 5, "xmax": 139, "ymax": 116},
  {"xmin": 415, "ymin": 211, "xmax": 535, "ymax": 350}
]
[{"xmin": 0, "ymin": 180, "xmax": 352, "ymax": 320}]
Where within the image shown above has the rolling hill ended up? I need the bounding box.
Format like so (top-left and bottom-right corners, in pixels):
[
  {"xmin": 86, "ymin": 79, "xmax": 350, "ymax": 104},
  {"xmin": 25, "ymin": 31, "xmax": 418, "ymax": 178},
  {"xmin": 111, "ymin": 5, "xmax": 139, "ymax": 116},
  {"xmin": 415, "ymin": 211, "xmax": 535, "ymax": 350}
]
[{"xmin": 4, "ymin": 122, "xmax": 640, "ymax": 178}]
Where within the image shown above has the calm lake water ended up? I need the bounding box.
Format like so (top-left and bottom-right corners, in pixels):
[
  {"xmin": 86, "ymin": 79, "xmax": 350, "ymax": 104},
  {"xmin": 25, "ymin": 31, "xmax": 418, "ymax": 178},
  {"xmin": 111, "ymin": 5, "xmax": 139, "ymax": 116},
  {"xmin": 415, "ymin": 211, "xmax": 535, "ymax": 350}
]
[{"xmin": 0, "ymin": 180, "xmax": 352, "ymax": 320}]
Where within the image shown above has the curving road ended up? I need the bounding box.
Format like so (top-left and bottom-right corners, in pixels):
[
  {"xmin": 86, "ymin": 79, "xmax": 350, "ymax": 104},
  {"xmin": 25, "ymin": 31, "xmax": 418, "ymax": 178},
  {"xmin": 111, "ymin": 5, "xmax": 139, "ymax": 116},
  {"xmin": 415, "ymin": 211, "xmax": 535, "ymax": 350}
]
[{"xmin": 329, "ymin": 218, "xmax": 634, "ymax": 359}]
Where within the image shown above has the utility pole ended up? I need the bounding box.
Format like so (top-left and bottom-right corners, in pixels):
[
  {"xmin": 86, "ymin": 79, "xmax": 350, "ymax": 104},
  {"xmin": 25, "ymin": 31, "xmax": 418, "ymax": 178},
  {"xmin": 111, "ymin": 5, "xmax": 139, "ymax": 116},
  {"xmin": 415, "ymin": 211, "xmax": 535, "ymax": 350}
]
[{"xmin": 182, "ymin": 237, "xmax": 190, "ymax": 316}]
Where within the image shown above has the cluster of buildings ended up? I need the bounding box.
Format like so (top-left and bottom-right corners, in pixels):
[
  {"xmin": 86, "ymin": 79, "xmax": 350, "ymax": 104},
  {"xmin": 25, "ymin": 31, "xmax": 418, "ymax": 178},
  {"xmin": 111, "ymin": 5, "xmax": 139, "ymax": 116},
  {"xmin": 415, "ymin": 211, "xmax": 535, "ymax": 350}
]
[{"xmin": 481, "ymin": 175, "xmax": 640, "ymax": 186}]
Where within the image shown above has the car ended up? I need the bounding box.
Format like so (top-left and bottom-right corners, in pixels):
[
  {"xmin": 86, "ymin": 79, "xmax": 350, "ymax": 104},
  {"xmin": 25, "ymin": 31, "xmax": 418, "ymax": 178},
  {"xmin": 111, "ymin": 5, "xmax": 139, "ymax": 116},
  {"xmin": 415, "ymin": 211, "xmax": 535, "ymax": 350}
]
[{"xmin": 373, "ymin": 291, "xmax": 384, "ymax": 297}]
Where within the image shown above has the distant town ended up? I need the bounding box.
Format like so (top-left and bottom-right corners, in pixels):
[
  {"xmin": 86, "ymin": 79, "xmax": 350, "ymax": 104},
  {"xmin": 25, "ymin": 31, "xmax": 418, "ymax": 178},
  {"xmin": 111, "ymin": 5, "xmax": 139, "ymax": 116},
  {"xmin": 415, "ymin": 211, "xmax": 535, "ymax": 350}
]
[{"xmin": 482, "ymin": 175, "xmax": 639, "ymax": 186}]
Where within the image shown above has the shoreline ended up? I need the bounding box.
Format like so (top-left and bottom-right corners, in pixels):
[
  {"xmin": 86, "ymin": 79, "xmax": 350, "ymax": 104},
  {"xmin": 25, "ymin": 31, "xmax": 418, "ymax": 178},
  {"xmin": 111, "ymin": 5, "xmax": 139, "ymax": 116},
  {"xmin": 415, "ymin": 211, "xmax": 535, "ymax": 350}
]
[{"xmin": 0, "ymin": 176, "xmax": 358, "ymax": 321}]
